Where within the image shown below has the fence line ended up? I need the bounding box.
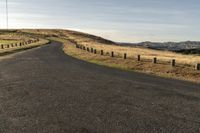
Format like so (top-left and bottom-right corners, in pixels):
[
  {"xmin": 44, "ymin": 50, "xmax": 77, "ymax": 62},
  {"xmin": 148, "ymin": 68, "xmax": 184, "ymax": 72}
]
[
  {"xmin": 75, "ymin": 44, "xmax": 200, "ymax": 70},
  {"xmin": 0, "ymin": 39, "xmax": 40, "ymax": 51}
]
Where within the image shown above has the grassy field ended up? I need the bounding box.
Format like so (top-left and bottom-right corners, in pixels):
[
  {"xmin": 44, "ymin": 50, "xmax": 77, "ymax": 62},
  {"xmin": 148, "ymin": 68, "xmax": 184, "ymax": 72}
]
[
  {"xmin": 25, "ymin": 29, "xmax": 200, "ymax": 65},
  {"xmin": 0, "ymin": 32, "xmax": 22, "ymax": 44},
  {"xmin": 0, "ymin": 40, "xmax": 20, "ymax": 44},
  {"xmin": 0, "ymin": 38, "xmax": 49, "ymax": 55},
  {"xmin": 0, "ymin": 30, "xmax": 49, "ymax": 55},
  {"xmin": 49, "ymin": 36, "xmax": 200, "ymax": 83},
  {"xmin": 61, "ymin": 30, "xmax": 200, "ymax": 66}
]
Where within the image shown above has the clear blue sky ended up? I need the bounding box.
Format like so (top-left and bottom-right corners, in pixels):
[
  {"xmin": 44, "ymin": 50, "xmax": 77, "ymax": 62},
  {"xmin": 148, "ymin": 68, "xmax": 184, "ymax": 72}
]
[{"xmin": 0, "ymin": 0, "xmax": 200, "ymax": 42}]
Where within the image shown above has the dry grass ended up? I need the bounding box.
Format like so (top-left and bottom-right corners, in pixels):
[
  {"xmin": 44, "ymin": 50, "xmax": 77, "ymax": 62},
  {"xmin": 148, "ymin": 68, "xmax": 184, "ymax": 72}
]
[
  {"xmin": 0, "ymin": 38, "xmax": 49, "ymax": 55},
  {"xmin": 0, "ymin": 31, "xmax": 49, "ymax": 54},
  {"xmin": 15, "ymin": 29, "xmax": 200, "ymax": 83},
  {"xmin": 50, "ymin": 37, "xmax": 200, "ymax": 83},
  {"xmin": 0, "ymin": 40, "xmax": 19, "ymax": 44},
  {"xmin": 0, "ymin": 31, "xmax": 33, "ymax": 41},
  {"xmin": 62, "ymin": 31, "xmax": 200, "ymax": 66}
]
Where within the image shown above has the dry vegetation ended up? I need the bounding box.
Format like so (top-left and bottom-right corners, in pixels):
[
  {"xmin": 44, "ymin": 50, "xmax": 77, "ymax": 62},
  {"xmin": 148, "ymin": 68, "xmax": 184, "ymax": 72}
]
[
  {"xmin": 0, "ymin": 40, "xmax": 19, "ymax": 44},
  {"xmin": 3, "ymin": 29, "xmax": 199, "ymax": 83},
  {"xmin": 48, "ymin": 30, "xmax": 200, "ymax": 83},
  {"xmin": 0, "ymin": 30, "xmax": 49, "ymax": 54},
  {"xmin": 0, "ymin": 30, "xmax": 34, "ymax": 42},
  {"xmin": 61, "ymin": 30, "xmax": 200, "ymax": 66}
]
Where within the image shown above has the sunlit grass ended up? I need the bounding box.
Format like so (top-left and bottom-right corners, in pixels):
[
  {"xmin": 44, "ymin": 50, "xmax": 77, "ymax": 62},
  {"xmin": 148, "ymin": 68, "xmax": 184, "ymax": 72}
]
[
  {"xmin": 0, "ymin": 31, "xmax": 49, "ymax": 54},
  {"xmin": 64, "ymin": 32, "xmax": 200, "ymax": 66},
  {"xmin": 50, "ymin": 36, "xmax": 200, "ymax": 83},
  {"xmin": 0, "ymin": 40, "xmax": 20, "ymax": 44}
]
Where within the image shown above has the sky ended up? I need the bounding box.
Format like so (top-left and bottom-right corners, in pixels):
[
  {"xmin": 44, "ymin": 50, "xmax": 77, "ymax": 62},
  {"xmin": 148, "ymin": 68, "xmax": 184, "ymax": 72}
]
[{"xmin": 0, "ymin": 0, "xmax": 200, "ymax": 42}]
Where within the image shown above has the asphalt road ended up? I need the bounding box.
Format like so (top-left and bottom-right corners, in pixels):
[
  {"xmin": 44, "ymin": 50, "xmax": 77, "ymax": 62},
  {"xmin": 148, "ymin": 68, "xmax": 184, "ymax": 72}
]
[{"xmin": 0, "ymin": 42, "xmax": 200, "ymax": 133}]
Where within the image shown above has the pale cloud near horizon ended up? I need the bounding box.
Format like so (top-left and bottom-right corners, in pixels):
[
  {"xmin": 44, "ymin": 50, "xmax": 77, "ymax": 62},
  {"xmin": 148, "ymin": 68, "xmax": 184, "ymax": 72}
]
[{"xmin": 0, "ymin": 0, "xmax": 200, "ymax": 42}]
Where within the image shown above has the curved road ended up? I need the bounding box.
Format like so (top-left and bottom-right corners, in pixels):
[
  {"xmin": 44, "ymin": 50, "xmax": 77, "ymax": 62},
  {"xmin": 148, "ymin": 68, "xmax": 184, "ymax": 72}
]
[{"xmin": 0, "ymin": 42, "xmax": 200, "ymax": 133}]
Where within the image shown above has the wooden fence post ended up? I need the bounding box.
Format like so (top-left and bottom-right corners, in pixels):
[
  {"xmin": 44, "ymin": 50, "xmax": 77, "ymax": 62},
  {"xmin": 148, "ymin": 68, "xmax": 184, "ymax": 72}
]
[
  {"xmin": 196, "ymin": 63, "xmax": 200, "ymax": 70},
  {"xmin": 171, "ymin": 59, "xmax": 176, "ymax": 67},
  {"xmin": 153, "ymin": 57, "xmax": 157, "ymax": 64},
  {"xmin": 87, "ymin": 47, "xmax": 89, "ymax": 52},
  {"xmin": 111, "ymin": 51, "xmax": 114, "ymax": 57},
  {"xmin": 124, "ymin": 53, "xmax": 127, "ymax": 59},
  {"xmin": 101, "ymin": 50, "xmax": 104, "ymax": 55},
  {"xmin": 137, "ymin": 55, "xmax": 141, "ymax": 61},
  {"xmin": 91, "ymin": 48, "xmax": 94, "ymax": 53}
]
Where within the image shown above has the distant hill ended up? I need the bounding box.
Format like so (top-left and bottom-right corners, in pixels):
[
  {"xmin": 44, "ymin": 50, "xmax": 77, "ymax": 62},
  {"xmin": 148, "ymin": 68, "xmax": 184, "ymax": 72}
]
[
  {"xmin": 120, "ymin": 41, "xmax": 200, "ymax": 52},
  {"xmin": 64, "ymin": 30, "xmax": 116, "ymax": 45}
]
